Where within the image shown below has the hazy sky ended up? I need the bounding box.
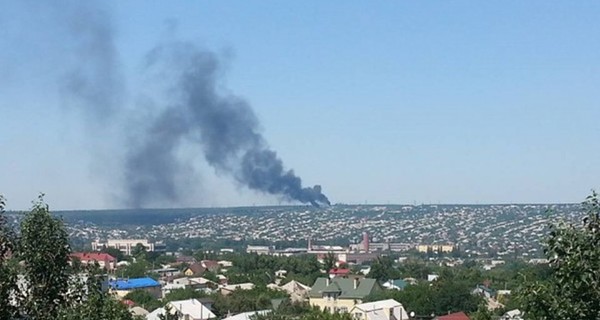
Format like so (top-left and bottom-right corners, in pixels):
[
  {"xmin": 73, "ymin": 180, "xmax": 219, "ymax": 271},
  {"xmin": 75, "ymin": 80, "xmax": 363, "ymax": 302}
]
[{"xmin": 1, "ymin": 1, "xmax": 599, "ymax": 210}]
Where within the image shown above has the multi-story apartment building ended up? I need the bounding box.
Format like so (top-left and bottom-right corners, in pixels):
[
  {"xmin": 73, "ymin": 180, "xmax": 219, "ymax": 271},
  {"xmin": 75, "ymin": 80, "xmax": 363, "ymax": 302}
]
[{"xmin": 91, "ymin": 239, "xmax": 166, "ymax": 256}]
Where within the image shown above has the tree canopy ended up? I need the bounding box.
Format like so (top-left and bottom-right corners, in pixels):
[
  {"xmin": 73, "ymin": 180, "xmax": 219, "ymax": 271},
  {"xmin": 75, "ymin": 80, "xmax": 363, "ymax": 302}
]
[
  {"xmin": 518, "ymin": 192, "xmax": 600, "ymax": 319},
  {"xmin": 0, "ymin": 194, "xmax": 134, "ymax": 320}
]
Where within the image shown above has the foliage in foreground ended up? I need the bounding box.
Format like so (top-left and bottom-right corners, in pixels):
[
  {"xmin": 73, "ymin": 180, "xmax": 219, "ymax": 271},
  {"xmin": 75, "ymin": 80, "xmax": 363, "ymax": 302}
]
[
  {"xmin": 0, "ymin": 194, "xmax": 133, "ymax": 320},
  {"xmin": 518, "ymin": 192, "xmax": 600, "ymax": 320}
]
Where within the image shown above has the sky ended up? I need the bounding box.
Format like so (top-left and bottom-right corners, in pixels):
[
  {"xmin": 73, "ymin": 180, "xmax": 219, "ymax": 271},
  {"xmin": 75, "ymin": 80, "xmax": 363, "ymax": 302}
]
[{"xmin": 1, "ymin": 1, "xmax": 599, "ymax": 210}]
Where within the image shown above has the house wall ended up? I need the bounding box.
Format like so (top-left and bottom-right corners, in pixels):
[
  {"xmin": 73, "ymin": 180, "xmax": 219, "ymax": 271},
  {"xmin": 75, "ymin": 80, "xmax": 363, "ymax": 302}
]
[
  {"xmin": 352, "ymin": 307, "xmax": 406, "ymax": 320},
  {"xmin": 310, "ymin": 297, "xmax": 362, "ymax": 314},
  {"xmin": 113, "ymin": 286, "xmax": 162, "ymax": 299}
]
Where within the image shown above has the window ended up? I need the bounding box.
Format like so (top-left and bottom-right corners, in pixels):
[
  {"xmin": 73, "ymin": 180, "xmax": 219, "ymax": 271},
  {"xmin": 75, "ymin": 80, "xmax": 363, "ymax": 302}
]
[
  {"xmin": 340, "ymin": 307, "xmax": 348, "ymax": 313},
  {"xmin": 354, "ymin": 312, "xmax": 362, "ymax": 319}
]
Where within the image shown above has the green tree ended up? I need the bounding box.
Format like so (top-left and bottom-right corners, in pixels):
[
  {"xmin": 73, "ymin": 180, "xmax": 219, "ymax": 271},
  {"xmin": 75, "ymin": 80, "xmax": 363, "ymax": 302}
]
[
  {"xmin": 254, "ymin": 307, "xmax": 354, "ymax": 320},
  {"xmin": 164, "ymin": 288, "xmax": 208, "ymax": 302},
  {"xmin": 212, "ymin": 286, "xmax": 288, "ymax": 316},
  {"xmin": 57, "ymin": 269, "xmax": 134, "ymax": 320},
  {"xmin": 4, "ymin": 195, "xmax": 133, "ymax": 319},
  {"xmin": 0, "ymin": 195, "xmax": 18, "ymax": 320},
  {"xmin": 158, "ymin": 304, "xmax": 179, "ymax": 320},
  {"xmin": 123, "ymin": 289, "xmax": 162, "ymax": 311},
  {"xmin": 19, "ymin": 194, "xmax": 72, "ymax": 319},
  {"xmin": 322, "ymin": 252, "xmax": 336, "ymax": 272},
  {"xmin": 120, "ymin": 260, "xmax": 150, "ymax": 278},
  {"xmin": 518, "ymin": 192, "xmax": 600, "ymax": 319},
  {"xmin": 132, "ymin": 243, "xmax": 147, "ymax": 259},
  {"xmin": 469, "ymin": 305, "xmax": 493, "ymax": 320},
  {"xmin": 101, "ymin": 247, "xmax": 125, "ymax": 261},
  {"xmin": 369, "ymin": 256, "xmax": 400, "ymax": 282}
]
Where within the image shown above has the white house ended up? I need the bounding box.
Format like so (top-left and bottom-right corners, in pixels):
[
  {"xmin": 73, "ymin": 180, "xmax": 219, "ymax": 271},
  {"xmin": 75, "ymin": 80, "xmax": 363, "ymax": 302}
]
[
  {"xmin": 162, "ymin": 283, "xmax": 187, "ymax": 298},
  {"xmin": 222, "ymin": 310, "xmax": 271, "ymax": 320},
  {"xmin": 501, "ymin": 309, "xmax": 524, "ymax": 320},
  {"xmin": 219, "ymin": 283, "xmax": 255, "ymax": 296},
  {"xmin": 146, "ymin": 299, "xmax": 215, "ymax": 320},
  {"xmin": 350, "ymin": 299, "xmax": 409, "ymax": 320}
]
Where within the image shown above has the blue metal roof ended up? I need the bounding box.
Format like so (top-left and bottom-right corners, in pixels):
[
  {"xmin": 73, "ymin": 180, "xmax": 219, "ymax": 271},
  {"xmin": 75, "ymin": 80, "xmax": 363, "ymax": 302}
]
[{"xmin": 109, "ymin": 277, "xmax": 160, "ymax": 290}]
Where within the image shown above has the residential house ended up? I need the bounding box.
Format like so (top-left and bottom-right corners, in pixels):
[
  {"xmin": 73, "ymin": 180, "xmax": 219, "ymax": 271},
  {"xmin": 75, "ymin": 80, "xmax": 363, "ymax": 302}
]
[
  {"xmin": 219, "ymin": 283, "xmax": 255, "ymax": 296},
  {"xmin": 350, "ymin": 299, "xmax": 409, "ymax": 320},
  {"xmin": 176, "ymin": 255, "xmax": 197, "ymax": 264},
  {"xmin": 109, "ymin": 277, "xmax": 161, "ymax": 299},
  {"xmin": 501, "ymin": 309, "xmax": 524, "ymax": 320},
  {"xmin": 201, "ymin": 260, "xmax": 220, "ymax": 272},
  {"xmin": 278, "ymin": 280, "xmax": 311, "ymax": 302},
  {"xmin": 184, "ymin": 262, "xmax": 206, "ymax": 277},
  {"xmin": 329, "ymin": 268, "xmax": 351, "ymax": 278},
  {"xmin": 427, "ymin": 274, "xmax": 439, "ymax": 282},
  {"xmin": 70, "ymin": 252, "xmax": 117, "ymax": 271},
  {"xmin": 216, "ymin": 274, "xmax": 228, "ymax": 285},
  {"xmin": 223, "ymin": 310, "xmax": 271, "ymax": 320},
  {"xmin": 146, "ymin": 299, "xmax": 216, "ymax": 320},
  {"xmin": 382, "ymin": 279, "xmax": 408, "ymax": 291},
  {"xmin": 189, "ymin": 277, "xmax": 219, "ymax": 291},
  {"xmin": 218, "ymin": 260, "xmax": 233, "ymax": 268},
  {"xmin": 162, "ymin": 283, "xmax": 187, "ymax": 298},
  {"xmin": 130, "ymin": 306, "xmax": 149, "ymax": 318},
  {"xmin": 434, "ymin": 312, "xmax": 470, "ymax": 320},
  {"xmin": 275, "ymin": 269, "xmax": 287, "ymax": 278},
  {"xmin": 309, "ymin": 277, "xmax": 382, "ymax": 313},
  {"xmin": 473, "ymin": 285, "xmax": 496, "ymax": 300},
  {"xmin": 152, "ymin": 267, "xmax": 180, "ymax": 279}
]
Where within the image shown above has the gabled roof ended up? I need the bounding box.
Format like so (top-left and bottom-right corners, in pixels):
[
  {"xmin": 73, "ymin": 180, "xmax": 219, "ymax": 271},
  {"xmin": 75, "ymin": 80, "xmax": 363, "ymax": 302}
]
[
  {"xmin": 353, "ymin": 299, "xmax": 401, "ymax": 311},
  {"xmin": 71, "ymin": 252, "xmax": 116, "ymax": 262},
  {"xmin": 186, "ymin": 262, "xmax": 206, "ymax": 275},
  {"xmin": 109, "ymin": 277, "xmax": 160, "ymax": 290},
  {"xmin": 176, "ymin": 255, "xmax": 197, "ymax": 263},
  {"xmin": 201, "ymin": 260, "xmax": 220, "ymax": 269},
  {"xmin": 351, "ymin": 299, "xmax": 409, "ymax": 320},
  {"xmin": 167, "ymin": 299, "xmax": 216, "ymax": 319},
  {"xmin": 435, "ymin": 312, "xmax": 470, "ymax": 320},
  {"xmin": 329, "ymin": 268, "xmax": 351, "ymax": 275},
  {"xmin": 279, "ymin": 280, "xmax": 311, "ymax": 294},
  {"xmin": 310, "ymin": 277, "xmax": 380, "ymax": 299},
  {"xmin": 221, "ymin": 283, "xmax": 255, "ymax": 292},
  {"xmin": 223, "ymin": 310, "xmax": 271, "ymax": 320}
]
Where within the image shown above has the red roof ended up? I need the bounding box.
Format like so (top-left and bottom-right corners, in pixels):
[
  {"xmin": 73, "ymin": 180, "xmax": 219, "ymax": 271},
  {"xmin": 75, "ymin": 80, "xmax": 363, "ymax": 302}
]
[
  {"xmin": 436, "ymin": 312, "xmax": 470, "ymax": 320},
  {"xmin": 329, "ymin": 268, "xmax": 351, "ymax": 275},
  {"xmin": 121, "ymin": 299, "xmax": 135, "ymax": 306},
  {"xmin": 201, "ymin": 260, "xmax": 220, "ymax": 269},
  {"xmin": 71, "ymin": 252, "xmax": 116, "ymax": 262}
]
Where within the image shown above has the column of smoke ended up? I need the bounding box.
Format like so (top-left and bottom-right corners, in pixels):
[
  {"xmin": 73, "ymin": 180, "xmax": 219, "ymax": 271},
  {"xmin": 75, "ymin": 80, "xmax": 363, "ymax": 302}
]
[{"xmin": 56, "ymin": 2, "xmax": 330, "ymax": 208}]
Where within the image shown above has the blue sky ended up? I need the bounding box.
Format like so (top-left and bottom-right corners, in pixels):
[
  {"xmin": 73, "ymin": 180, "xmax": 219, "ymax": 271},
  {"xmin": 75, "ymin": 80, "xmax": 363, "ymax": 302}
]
[{"xmin": 1, "ymin": 1, "xmax": 599, "ymax": 210}]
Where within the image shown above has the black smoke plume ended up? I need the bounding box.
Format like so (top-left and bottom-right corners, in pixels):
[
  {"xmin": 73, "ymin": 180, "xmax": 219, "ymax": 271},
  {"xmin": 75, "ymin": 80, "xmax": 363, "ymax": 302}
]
[
  {"xmin": 27, "ymin": 0, "xmax": 330, "ymax": 208},
  {"xmin": 124, "ymin": 41, "xmax": 330, "ymax": 207}
]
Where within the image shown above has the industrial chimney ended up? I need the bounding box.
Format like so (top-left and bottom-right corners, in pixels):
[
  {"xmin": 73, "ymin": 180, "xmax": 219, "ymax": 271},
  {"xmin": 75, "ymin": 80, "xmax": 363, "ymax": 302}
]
[{"xmin": 362, "ymin": 232, "xmax": 369, "ymax": 253}]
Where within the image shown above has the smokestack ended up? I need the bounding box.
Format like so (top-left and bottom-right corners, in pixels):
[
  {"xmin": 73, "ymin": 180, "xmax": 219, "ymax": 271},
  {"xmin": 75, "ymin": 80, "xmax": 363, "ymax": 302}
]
[
  {"xmin": 354, "ymin": 277, "xmax": 359, "ymax": 289},
  {"xmin": 363, "ymin": 232, "xmax": 369, "ymax": 253}
]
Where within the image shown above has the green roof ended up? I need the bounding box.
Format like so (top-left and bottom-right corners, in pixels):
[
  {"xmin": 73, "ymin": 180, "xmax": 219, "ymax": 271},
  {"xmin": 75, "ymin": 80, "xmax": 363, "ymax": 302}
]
[{"xmin": 310, "ymin": 277, "xmax": 381, "ymax": 299}]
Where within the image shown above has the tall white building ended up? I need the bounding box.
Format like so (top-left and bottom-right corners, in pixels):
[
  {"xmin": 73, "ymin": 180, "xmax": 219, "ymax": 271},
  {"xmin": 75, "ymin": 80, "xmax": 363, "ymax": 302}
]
[{"xmin": 92, "ymin": 239, "xmax": 166, "ymax": 256}]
